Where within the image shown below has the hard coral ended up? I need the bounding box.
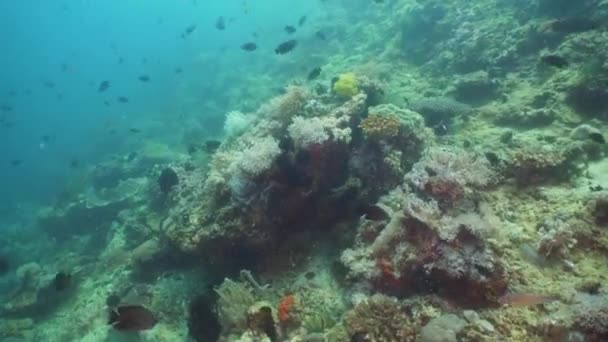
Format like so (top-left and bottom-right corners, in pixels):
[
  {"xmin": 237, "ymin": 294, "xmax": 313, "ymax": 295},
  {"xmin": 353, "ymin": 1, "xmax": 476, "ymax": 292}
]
[
  {"xmin": 359, "ymin": 114, "xmax": 401, "ymax": 140},
  {"xmin": 508, "ymin": 141, "xmax": 583, "ymax": 185},
  {"xmin": 406, "ymin": 146, "xmax": 495, "ymax": 207},
  {"xmin": 333, "ymin": 73, "xmax": 359, "ymax": 98},
  {"xmin": 344, "ymin": 294, "xmax": 418, "ymax": 342}
]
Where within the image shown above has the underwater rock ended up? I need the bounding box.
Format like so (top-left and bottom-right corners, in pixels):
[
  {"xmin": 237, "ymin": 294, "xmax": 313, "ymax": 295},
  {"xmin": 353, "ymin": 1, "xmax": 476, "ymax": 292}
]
[
  {"xmin": 410, "ymin": 97, "xmax": 471, "ymax": 128},
  {"xmin": 343, "ymin": 193, "xmax": 507, "ymax": 308},
  {"xmin": 158, "ymin": 167, "xmax": 179, "ymax": 193},
  {"xmin": 38, "ymin": 198, "xmax": 129, "ymax": 240},
  {"xmin": 570, "ymin": 124, "xmax": 605, "ymax": 144},
  {"xmin": 494, "ymin": 107, "xmax": 556, "ymax": 128},
  {"xmin": 449, "ymin": 71, "xmax": 499, "ymax": 105},
  {"xmin": 420, "ymin": 314, "xmax": 466, "ymax": 342}
]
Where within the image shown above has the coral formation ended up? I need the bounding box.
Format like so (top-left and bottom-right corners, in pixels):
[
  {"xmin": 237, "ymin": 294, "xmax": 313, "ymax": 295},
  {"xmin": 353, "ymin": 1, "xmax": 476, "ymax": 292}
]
[{"xmin": 333, "ymin": 72, "xmax": 359, "ymax": 98}]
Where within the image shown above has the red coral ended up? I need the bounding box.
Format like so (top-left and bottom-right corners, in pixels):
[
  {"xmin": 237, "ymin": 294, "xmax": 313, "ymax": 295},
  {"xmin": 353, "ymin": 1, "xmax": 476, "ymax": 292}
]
[{"xmin": 423, "ymin": 176, "xmax": 464, "ymax": 203}]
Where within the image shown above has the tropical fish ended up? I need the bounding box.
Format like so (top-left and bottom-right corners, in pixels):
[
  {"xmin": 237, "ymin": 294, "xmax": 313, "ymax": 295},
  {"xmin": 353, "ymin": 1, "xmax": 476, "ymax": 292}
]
[
  {"xmin": 10, "ymin": 159, "xmax": 22, "ymax": 166},
  {"xmin": 307, "ymin": 67, "xmax": 321, "ymax": 80},
  {"xmin": 275, "ymin": 40, "xmax": 297, "ymax": 54},
  {"xmin": 498, "ymin": 293, "xmax": 558, "ymax": 308},
  {"xmin": 98, "ymin": 81, "xmax": 110, "ymax": 92},
  {"xmin": 284, "ymin": 25, "xmax": 296, "ymax": 34},
  {"xmin": 109, "ymin": 305, "xmax": 158, "ymax": 331},
  {"xmin": 298, "ymin": 16, "xmax": 307, "ymax": 27},
  {"xmin": 138, "ymin": 75, "xmax": 150, "ymax": 82},
  {"xmin": 0, "ymin": 105, "xmax": 12, "ymax": 112},
  {"xmin": 118, "ymin": 96, "xmax": 129, "ymax": 103},
  {"xmin": 129, "ymin": 128, "xmax": 141, "ymax": 133},
  {"xmin": 357, "ymin": 204, "xmax": 390, "ymax": 221},
  {"xmin": 215, "ymin": 16, "xmax": 226, "ymax": 30},
  {"xmin": 174, "ymin": 67, "xmax": 183, "ymax": 74},
  {"xmin": 240, "ymin": 42, "xmax": 257, "ymax": 51},
  {"xmin": 43, "ymin": 81, "xmax": 56, "ymax": 88},
  {"xmin": 541, "ymin": 55, "xmax": 569, "ymax": 68},
  {"xmin": 315, "ymin": 30, "xmax": 326, "ymax": 40}
]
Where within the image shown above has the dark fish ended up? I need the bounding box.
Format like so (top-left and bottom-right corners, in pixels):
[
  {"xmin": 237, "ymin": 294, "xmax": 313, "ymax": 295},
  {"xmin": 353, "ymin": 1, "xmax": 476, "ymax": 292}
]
[
  {"xmin": 307, "ymin": 67, "xmax": 321, "ymax": 80},
  {"xmin": 315, "ymin": 30, "xmax": 326, "ymax": 40},
  {"xmin": 98, "ymin": 81, "xmax": 110, "ymax": 92},
  {"xmin": 10, "ymin": 159, "xmax": 22, "ymax": 166},
  {"xmin": 109, "ymin": 305, "xmax": 158, "ymax": 331},
  {"xmin": 498, "ymin": 293, "xmax": 558, "ymax": 308},
  {"xmin": 275, "ymin": 40, "xmax": 297, "ymax": 54},
  {"xmin": 69, "ymin": 157, "xmax": 80, "ymax": 169},
  {"xmin": 104, "ymin": 100, "xmax": 111, "ymax": 107},
  {"xmin": 182, "ymin": 24, "xmax": 196, "ymax": 38},
  {"xmin": 106, "ymin": 293, "xmax": 121, "ymax": 308},
  {"xmin": 138, "ymin": 75, "xmax": 150, "ymax": 82},
  {"xmin": 8, "ymin": 90, "xmax": 17, "ymax": 96},
  {"xmin": 118, "ymin": 57, "xmax": 124, "ymax": 64},
  {"xmin": 42, "ymin": 135, "xmax": 53, "ymax": 143},
  {"xmin": 204, "ymin": 140, "xmax": 221, "ymax": 153},
  {"xmin": 589, "ymin": 132, "xmax": 605, "ymax": 144},
  {"xmin": 0, "ymin": 256, "xmax": 9, "ymax": 275},
  {"xmin": 541, "ymin": 55, "xmax": 569, "ymax": 68},
  {"xmin": 158, "ymin": 168, "xmax": 179, "ymax": 193},
  {"xmin": 298, "ymin": 16, "xmax": 307, "ymax": 27},
  {"xmin": 129, "ymin": 128, "xmax": 141, "ymax": 133},
  {"xmin": 357, "ymin": 204, "xmax": 390, "ymax": 221},
  {"xmin": 188, "ymin": 295, "xmax": 221, "ymax": 342},
  {"xmin": 118, "ymin": 96, "xmax": 129, "ymax": 103},
  {"xmin": 43, "ymin": 81, "xmax": 55, "ymax": 88},
  {"xmin": 549, "ymin": 17, "xmax": 598, "ymax": 33},
  {"xmin": 284, "ymin": 25, "xmax": 296, "ymax": 34},
  {"xmin": 240, "ymin": 42, "xmax": 257, "ymax": 51},
  {"xmin": 174, "ymin": 67, "xmax": 183, "ymax": 74},
  {"xmin": 0, "ymin": 105, "xmax": 12, "ymax": 112},
  {"xmin": 53, "ymin": 272, "xmax": 72, "ymax": 291},
  {"xmin": 215, "ymin": 16, "xmax": 226, "ymax": 30}
]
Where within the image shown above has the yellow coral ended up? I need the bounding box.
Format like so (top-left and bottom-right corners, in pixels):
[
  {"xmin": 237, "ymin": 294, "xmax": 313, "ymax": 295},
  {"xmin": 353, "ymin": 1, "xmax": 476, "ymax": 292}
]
[
  {"xmin": 333, "ymin": 73, "xmax": 359, "ymax": 98},
  {"xmin": 359, "ymin": 114, "xmax": 401, "ymax": 139}
]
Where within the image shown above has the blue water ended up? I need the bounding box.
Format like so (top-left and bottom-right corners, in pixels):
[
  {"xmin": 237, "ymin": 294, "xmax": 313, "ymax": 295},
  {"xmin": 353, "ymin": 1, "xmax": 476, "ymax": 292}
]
[{"xmin": 0, "ymin": 0, "xmax": 322, "ymax": 212}]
